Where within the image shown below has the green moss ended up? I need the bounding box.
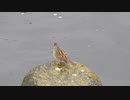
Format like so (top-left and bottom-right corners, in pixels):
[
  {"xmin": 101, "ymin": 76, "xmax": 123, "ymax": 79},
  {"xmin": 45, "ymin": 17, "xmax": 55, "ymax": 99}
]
[{"xmin": 21, "ymin": 61, "xmax": 102, "ymax": 86}]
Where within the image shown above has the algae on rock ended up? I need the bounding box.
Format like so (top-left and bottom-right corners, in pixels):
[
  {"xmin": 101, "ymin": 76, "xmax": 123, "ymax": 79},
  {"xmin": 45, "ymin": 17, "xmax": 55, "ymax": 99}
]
[{"xmin": 21, "ymin": 61, "xmax": 102, "ymax": 86}]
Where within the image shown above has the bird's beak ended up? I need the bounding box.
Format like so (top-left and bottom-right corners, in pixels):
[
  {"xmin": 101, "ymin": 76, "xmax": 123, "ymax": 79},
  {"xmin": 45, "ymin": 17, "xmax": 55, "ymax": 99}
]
[{"xmin": 54, "ymin": 43, "xmax": 57, "ymax": 46}]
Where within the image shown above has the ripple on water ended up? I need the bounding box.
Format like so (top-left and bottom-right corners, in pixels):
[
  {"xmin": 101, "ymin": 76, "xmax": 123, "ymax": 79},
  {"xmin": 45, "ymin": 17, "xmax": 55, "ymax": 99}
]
[
  {"xmin": 88, "ymin": 45, "xmax": 92, "ymax": 48},
  {"xmin": 96, "ymin": 29, "xmax": 99, "ymax": 31}
]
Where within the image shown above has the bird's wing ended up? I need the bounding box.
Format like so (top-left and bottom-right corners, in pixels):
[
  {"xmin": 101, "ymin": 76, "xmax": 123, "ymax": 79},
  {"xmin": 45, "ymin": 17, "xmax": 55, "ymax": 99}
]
[{"xmin": 56, "ymin": 48, "xmax": 69, "ymax": 62}]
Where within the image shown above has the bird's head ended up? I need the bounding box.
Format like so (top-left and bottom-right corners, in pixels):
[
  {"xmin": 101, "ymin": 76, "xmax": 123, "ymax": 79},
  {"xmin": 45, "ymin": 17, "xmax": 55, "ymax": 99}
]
[{"xmin": 53, "ymin": 42, "xmax": 59, "ymax": 50}]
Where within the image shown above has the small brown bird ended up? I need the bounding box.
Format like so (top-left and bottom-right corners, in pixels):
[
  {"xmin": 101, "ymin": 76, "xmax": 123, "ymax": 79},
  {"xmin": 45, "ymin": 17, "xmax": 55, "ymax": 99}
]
[{"xmin": 53, "ymin": 43, "xmax": 76, "ymax": 65}]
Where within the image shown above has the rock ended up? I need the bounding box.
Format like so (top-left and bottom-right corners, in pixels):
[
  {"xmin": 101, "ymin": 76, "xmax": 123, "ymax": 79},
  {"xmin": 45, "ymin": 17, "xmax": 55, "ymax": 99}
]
[{"xmin": 21, "ymin": 61, "xmax": 102, "ymax": 86}]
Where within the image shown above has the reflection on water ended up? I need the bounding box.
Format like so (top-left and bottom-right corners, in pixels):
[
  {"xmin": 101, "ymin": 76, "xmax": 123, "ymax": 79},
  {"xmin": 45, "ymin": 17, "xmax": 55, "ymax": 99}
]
[
  {"xmin": 20, "ymin": 12, "xmax": 64, "ymax": 25},
  {"xmin": 53, "ymin": 13, "xmax": 58, "ymax": 16},
  {"xmin": 57, "ymin": 15, "xmax": 63, "ymax": 19},
  {"xmin": 20, "ymin": 12, "xmax": 26, "ymax": 15},
  {"xmin": 52, "ymin": 12, "xmax": 63, "ymax": 19}
]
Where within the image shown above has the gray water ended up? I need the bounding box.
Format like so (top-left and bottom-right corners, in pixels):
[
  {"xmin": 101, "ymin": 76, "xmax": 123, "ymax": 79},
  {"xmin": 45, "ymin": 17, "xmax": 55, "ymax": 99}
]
[{"xmin": 0, "ymin": 12, "xmax": 130, "ymax": 86}]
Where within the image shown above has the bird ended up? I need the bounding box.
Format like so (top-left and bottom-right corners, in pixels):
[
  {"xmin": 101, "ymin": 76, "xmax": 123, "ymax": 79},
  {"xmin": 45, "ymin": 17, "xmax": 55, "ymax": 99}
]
[{"xmin": 53, "ymin": 43, "xmax": 76, "ymax": 66}]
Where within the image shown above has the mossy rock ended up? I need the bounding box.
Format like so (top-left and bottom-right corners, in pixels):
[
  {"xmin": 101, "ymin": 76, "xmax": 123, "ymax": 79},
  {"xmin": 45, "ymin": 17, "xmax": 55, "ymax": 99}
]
[{"xmin": 21, "ymin": 61, "xmax": 102, "ymax": 86}]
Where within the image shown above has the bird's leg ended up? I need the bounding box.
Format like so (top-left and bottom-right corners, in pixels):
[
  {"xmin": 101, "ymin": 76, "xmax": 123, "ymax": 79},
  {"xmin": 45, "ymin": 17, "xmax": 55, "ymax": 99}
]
[
  {"xmin": 55, "ymin": 60, "xmax": 65, "ymax": 66},
  {"xmin": 59, "ymin": 61, "xmax": 66, "ymax": 66}
]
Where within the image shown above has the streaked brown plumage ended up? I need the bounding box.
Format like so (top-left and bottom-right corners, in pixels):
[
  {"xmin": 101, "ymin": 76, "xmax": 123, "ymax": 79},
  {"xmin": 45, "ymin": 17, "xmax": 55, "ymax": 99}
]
[{"xmin": 53, "ymin": 43, "xmax": 75, "ymax": 65}]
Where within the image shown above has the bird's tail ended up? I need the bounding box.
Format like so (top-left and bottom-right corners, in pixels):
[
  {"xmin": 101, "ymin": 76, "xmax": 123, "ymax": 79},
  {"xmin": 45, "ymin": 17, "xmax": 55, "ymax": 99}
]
[{"xmin": 67, "ymin": 59, "xmax": 76, "ymax": 66}]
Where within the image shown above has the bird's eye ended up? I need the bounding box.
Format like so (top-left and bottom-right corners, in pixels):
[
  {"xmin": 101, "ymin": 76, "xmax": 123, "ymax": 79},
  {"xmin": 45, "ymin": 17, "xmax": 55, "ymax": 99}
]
[{"xmin": 54, "ymin": 43, "xmax": 57, "ymax": 46}]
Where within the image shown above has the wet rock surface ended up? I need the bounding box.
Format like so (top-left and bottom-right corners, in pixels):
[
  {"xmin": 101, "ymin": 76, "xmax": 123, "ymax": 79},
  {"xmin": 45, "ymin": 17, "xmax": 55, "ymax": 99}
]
[{"xmin": 21, "ymin": 61, "xmax": 102, "ymax": 86}]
